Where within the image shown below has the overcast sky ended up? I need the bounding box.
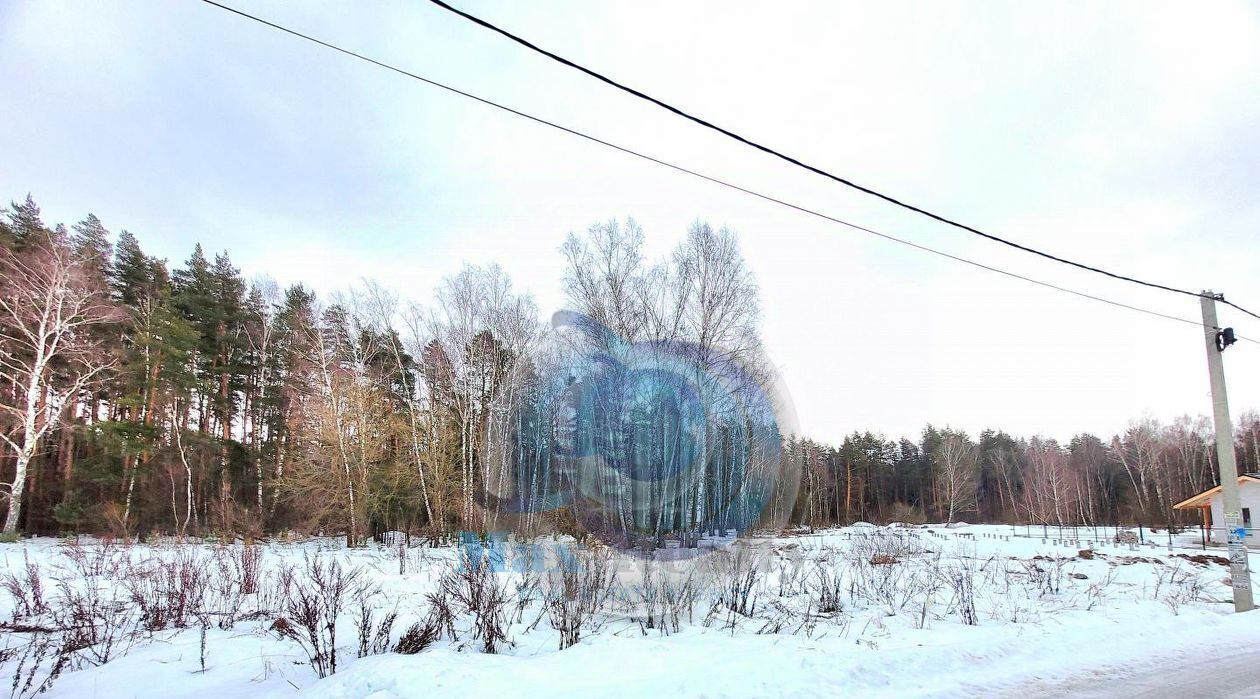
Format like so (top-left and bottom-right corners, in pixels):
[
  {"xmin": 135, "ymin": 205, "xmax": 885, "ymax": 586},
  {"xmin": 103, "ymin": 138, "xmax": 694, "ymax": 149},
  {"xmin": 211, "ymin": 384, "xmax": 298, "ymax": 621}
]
[{"xmin": 3, "ymin": 0, "xmax": 1259, "ymax": 444}]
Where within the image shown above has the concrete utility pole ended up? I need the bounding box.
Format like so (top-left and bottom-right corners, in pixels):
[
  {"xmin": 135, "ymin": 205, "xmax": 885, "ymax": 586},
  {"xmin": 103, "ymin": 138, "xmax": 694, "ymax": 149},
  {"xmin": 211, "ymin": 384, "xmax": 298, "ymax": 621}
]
[{"xmin": 1201, "ymin": 291, "xmax": 1253, "ymax": 612}]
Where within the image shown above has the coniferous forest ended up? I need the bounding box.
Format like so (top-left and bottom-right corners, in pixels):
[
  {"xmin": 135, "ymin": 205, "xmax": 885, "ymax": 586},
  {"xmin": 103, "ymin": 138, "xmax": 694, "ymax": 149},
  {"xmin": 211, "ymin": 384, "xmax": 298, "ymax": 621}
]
[{"xmin": 1, "ymin": 193, "xmax": 1258, "ymax": 542}]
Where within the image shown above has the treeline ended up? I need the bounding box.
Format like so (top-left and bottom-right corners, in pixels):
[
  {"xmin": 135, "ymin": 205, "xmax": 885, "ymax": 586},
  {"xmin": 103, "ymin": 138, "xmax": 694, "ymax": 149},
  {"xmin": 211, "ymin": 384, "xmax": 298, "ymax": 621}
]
[
  {"xmin": 792, "ymin": 410, "xmax": 1260, "ymax": 528},
  {"xmin": 0, "ymin": 196, "xmax": 778, "ymax": 542},
  {"xmin": 0, "ymin": 193, "xmax": 1256, "ymax": 541}
]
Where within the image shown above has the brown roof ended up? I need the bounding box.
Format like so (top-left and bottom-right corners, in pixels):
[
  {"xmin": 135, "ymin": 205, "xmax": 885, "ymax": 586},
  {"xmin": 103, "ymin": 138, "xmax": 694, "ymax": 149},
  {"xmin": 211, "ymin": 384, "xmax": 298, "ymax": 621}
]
[{"xmin": 1172, "ymin": 475, "xmax": 1260, "ymax": 509}]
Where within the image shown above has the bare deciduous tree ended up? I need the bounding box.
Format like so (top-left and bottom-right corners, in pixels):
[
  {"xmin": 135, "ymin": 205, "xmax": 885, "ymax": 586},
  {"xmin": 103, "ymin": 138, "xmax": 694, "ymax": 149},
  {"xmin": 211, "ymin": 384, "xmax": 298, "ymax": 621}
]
[
  {"xmin": 1024, "ymin": 437, "xmax": 1074, "ymax": 526},
  {"xmin": 934, "ymin": 432, "xmax": 977, "ymax": 523},
  {"xmin": 0, "ymin": 234, "xmax": 118, "ymax": 532}
]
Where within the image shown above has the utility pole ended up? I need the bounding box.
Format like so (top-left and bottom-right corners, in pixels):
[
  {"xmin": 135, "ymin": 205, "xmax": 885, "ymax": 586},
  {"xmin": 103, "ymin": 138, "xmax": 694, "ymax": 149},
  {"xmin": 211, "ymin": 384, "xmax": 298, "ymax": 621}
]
[{"xmin": 1201, "ymin": 291, "xmax": 1253, "ymax": 612}]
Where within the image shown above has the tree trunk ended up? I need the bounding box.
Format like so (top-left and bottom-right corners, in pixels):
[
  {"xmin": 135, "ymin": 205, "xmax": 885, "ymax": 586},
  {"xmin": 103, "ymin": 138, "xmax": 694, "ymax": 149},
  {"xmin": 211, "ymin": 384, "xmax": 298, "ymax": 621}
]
[{"xmin": 3, "ymin": 450, "xmax": 33, "ymax": 533}]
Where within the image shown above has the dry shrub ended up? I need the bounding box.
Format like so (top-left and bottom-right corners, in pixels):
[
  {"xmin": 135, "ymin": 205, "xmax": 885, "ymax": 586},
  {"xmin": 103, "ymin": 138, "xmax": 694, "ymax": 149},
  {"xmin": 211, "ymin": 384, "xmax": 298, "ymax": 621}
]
[
  {"xmin": 394, "ymin": 591, "xmax": 456, "ymax": 656},
  {"xmin": 56, "ymin": 578, "xmax": 143, "ymax": 667},
  {"xmin": 710, "ymin": 547, "xmax": 763, "ymax": 618},
  {"xmin": 60, "ymin": 540, "xmax": 130, "ymax": 579},
  {"xmin": 394, "ymin": 620, "xmax": 439, "ymax": 655},
  {"xmin": 3, "ymin": 630, "xmax": 71, "ymax": 698},
  {"xmin": 1154, "ymin": 563, "xmax": 1205, "ymax": 615},
  {"xmin": 806, "ymin": 562, "xmax": 845, "ymax": 615},
  {"xmin": 624, "ymin": 562, "xmax": 701, "ymax": 636},
  {"xmin": 1021, "ymin": 557, "xmax": 1066, "ymax": 598},
  {"xmin": 125, "ymin": 548, "xmax": 211, "ymax": 631},
  {"xmin": 355, "ymin": 589, "xmax": 396, "ymax": 658},
  {"xmin": 271, "ymin": 555, "xmax": 364, "ymax": 677},
  {"xmin": 940, "ymin": 561, "xmax": 978, "ymax": 626},
  {"xmin": 439, "ymin": 550, "xmax": 512, "ymax": 654},
  {"xmin": 209, "ymin": 499, "xmax": 263, "ymax": 543},
  {"xmin": 887, "ymin": 502, "xmax": 926, "ymax": 525},
  {"xmin": 99, "ymin": 503, "xmax": 131, "ymax": 541},
  {"xmin": 542, "ymin": 548, "xmax": 615, "ymax": 649},
  {"xmin": 2, "ymin": 553, "xmax": 47, "ymax": 621}
]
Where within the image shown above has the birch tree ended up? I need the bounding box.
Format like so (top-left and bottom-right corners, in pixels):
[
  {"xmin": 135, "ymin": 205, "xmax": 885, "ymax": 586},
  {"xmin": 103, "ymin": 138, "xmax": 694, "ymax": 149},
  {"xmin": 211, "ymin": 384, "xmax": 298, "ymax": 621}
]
[
  {"xmin": 430, "ymin": 264, "xmax": 540, "ymax": 532},
  {"xmin": 364, "ymin": 282, "xmax": 435, "ymax": 527},
  {"xmin": 0, "ymin": 233, "xmax": 118, "ymax": 533},
  {"xmin": 933, "ymin": 430, "xmax": 977, "ymax": 523},
  {"xmin": 1024, "ymin": 437, "xmax": 1074, "ymax": 526}
]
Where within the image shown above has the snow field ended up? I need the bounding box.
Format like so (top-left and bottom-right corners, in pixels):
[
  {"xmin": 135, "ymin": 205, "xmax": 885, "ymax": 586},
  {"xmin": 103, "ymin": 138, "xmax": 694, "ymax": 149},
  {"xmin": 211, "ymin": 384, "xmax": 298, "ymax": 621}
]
[{"xmin": 1, "ymin": 524, "xmax": 1257, "ymax": 698}]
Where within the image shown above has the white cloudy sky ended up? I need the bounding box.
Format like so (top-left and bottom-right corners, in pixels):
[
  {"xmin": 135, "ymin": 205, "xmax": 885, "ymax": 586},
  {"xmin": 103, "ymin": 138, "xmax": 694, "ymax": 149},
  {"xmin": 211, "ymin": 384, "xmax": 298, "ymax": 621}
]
[{"xmin": 3, "ymin": 0, "xmax": 1259, "ymax": 444}]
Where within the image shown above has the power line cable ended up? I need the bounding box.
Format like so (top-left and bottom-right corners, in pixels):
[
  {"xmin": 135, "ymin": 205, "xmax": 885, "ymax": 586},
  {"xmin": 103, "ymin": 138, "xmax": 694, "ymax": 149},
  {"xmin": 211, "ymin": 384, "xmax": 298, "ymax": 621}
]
[
  {"xmin": 426, "ymin": 0, "xmax": 1260, "ymax": 323},
  {"xmin": 198, "ymin": 0, "xmax": 1258, "ymax": 347},
  {"xmin": 1221, "ymin": 299, "xmax": 1260, "ymax": 323}
]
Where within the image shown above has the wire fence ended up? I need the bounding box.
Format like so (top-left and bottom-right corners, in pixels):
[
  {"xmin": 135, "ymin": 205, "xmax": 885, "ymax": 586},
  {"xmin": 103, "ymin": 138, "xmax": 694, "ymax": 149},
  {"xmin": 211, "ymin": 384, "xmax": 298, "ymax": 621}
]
[{"xmin": 1008, "ymin": 522, "xmax": 1260, "ymax": 551}]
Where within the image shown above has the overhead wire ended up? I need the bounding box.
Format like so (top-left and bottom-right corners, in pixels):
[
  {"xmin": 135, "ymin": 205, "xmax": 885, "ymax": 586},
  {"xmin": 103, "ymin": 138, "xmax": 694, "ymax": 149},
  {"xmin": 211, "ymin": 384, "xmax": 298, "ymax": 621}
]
[
  {"xmin": 426, "ymin": 0, "xmax": 1260, "ymax": 324},
  {"xmin": 197, "ymin": 0, "xmax": 1259, "ymax": 347}
]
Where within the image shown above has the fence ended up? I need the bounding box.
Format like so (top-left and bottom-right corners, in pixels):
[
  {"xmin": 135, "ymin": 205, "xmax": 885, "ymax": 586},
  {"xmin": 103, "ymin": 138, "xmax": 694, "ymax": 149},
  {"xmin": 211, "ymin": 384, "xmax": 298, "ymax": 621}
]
[{"xmin": 1009, "ymin": 522, "xmax": 1260, "ymax": 551}]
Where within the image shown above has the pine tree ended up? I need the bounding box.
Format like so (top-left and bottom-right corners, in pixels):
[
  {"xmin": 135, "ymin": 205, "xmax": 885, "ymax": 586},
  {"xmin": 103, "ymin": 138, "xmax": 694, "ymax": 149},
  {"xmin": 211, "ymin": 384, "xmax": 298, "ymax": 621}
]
[
  {"xmin": 112, "ymin": 230, "xmax": 158, "ymax": 307},
  {"xmin": 208, "ymin": 251, "xmax": 247, "ymax": 442},
  {"xmin": 3, "ymin": 194, "xmax": 47, "ymax": 249},
  {"xmin": 72, "ymin": 214, "xmax": 113, "ymax": 279},
  {"xmin": 266, "ymin": 284, "xmax": 317, "ymax": 521},
  {"xmin": 173, "ymin": 245, "xmax": 217, "ymax": 431}
]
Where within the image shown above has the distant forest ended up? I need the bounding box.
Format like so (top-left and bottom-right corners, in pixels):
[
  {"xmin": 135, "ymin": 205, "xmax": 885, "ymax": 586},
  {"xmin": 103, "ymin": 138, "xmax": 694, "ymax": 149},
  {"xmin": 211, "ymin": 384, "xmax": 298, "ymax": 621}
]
[{"xmin": 0, "ymin": 193, "xmax": 1257, "ymax": 541}]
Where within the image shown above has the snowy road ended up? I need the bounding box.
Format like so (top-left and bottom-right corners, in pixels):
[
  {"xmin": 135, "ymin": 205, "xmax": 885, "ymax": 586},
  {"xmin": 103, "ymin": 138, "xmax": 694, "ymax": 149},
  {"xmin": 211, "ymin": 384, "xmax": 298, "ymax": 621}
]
[{"xmin": 1011, "ymin": 646, "xmax": 1260, "ymax": 698}]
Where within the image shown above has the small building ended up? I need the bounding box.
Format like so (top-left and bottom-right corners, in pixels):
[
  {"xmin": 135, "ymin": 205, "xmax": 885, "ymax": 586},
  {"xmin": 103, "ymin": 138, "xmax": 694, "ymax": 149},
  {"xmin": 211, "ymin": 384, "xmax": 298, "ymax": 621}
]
[{"xmin": 1173, "ymin": 474, "xmax": 1260, "ymax": 546}]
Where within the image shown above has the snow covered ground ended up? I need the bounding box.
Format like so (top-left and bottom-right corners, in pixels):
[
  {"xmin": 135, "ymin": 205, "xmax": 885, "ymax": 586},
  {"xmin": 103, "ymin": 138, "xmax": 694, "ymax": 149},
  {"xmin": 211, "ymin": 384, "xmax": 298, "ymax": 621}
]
[{"xmin": 3, "ymin": 524, "xmax": 1259, "ymax": 699}]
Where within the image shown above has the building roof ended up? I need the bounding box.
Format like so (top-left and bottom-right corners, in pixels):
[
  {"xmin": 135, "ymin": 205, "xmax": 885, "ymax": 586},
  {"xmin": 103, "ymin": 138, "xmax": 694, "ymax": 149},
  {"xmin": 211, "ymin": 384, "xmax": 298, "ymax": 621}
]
[{"xmin": 1172, "ymin": 475, "xmax": 1260, "ymax": 509}]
